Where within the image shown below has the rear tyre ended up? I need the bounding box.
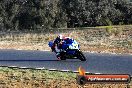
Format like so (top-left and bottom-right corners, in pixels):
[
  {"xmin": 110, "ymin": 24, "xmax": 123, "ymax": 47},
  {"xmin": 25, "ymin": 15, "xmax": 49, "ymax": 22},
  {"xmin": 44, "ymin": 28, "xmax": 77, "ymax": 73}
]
[{"xmin": 77, "ymin": 50, "xmax": 86, "ymax": 61}]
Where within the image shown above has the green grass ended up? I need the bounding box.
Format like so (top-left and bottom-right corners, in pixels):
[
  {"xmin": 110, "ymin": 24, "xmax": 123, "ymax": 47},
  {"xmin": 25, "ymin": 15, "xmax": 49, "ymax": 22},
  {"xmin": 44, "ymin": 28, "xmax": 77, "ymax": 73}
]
[{"xmin": 0, "ymin": 67, "xmax": 76, "ymax": 80}]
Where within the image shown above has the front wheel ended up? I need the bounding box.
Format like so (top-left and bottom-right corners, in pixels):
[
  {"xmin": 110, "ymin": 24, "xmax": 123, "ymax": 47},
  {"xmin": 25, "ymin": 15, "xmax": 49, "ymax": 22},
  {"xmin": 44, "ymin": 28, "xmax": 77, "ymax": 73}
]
[{"xmin": 76, "ymin": 50, "xmax": 86, "ymax": 61}]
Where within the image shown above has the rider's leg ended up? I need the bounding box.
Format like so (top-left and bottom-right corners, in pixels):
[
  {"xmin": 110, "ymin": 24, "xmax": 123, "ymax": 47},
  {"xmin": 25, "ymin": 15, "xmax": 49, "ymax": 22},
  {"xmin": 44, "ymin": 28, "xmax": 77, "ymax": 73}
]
[
  {"xmin": 55, "ymin": 46, "xmax": 61, "ymax": 60},
  {"xmin": 56, "ymin": 53, "xmax": 61, "ymax": 60}
]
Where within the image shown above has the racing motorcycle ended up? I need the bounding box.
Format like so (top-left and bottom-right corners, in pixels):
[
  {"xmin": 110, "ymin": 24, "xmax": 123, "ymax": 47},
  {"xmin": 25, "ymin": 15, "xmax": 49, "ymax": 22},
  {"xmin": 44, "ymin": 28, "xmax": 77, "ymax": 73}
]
[{"xmin": 48, "ymin": 38, "xmax": 86, "ymax": 61}]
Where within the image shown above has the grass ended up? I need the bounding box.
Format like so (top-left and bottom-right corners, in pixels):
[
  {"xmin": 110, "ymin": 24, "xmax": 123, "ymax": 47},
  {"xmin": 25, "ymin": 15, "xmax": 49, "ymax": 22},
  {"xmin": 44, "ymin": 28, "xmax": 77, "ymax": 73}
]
[
  {"xmin": 0, "ymin": 67, "xmax": 77, "ymax": 88},
  {"xmin": 0, "ymin": 67, "xmax": 76, "ymax": 80},
  {"xmin": 0, "ymin": 66, "xmax": 131, "ymax": 88}
]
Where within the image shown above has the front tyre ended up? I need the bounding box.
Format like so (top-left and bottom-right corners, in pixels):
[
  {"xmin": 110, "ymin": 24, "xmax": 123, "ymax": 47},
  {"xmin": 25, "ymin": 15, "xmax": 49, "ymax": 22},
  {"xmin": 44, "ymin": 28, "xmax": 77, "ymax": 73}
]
[{"xmin": 76, "ymin": 50, "xmax": 86, "ymax": 61}]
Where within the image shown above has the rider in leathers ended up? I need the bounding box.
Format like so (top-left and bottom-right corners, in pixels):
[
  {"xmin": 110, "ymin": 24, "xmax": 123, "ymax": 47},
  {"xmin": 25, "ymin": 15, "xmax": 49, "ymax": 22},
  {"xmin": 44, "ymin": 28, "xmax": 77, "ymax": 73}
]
[{"xmin": 52, "ymin": 34, "xmax": 64, "ymax": 60}]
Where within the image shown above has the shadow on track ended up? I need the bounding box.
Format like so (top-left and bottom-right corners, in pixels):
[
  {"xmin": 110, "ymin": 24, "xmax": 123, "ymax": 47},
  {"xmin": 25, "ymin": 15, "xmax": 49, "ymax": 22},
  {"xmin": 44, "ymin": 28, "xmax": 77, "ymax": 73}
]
[
  {"xmin": 0, "ymin": 59, "xmax": 85, "ymax": 62},
  {"xmin": 0, "ymin": 60, "xmax": 59, "ymax": 61}
]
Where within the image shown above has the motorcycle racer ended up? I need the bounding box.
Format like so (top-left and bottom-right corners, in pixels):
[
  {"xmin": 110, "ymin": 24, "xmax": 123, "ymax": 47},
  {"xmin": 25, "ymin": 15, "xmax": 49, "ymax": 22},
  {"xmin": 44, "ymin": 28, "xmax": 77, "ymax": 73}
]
[
  {"xmin": 48, "ymin": 35, "xmax": 86, "ymax": 61},
  {"xmin": 52, "ymin": 34, "xmax": 63, "ymax": 51},
  {"xmin": 52, "ymin": 34, "xmax": 73, "ymax": 60},
  {"xmin": 52, "ymin": 34, "xmax": 65, "ymax": 60}
]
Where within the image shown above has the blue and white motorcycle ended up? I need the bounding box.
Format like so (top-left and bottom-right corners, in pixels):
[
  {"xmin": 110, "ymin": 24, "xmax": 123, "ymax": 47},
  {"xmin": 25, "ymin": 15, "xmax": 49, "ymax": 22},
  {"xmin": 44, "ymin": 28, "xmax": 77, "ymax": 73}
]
[{"xmin": 48, "ymin": 38, "xmax": 86, "ymax": 61}]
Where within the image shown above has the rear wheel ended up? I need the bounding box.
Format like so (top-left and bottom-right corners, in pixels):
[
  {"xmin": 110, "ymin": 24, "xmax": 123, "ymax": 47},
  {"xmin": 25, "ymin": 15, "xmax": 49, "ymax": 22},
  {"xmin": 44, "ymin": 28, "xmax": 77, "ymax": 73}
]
[{"xmin": 76, "ymin": 50, "xmax": 86, "ymax": 61}]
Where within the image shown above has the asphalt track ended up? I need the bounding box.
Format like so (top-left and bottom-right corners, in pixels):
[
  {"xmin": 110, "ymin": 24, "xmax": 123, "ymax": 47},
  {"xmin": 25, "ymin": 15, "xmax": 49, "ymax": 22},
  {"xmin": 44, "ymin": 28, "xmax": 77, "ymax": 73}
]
[{"xmin": 0, "ymin": 49, "xmax": 132, "ymax": 75}]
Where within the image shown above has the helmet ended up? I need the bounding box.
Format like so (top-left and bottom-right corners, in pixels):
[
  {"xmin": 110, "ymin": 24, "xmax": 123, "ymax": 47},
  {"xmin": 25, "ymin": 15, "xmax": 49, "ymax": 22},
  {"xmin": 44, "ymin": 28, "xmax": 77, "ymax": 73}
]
[{"xmin": 58, "ymin": 34, "xmax": 63, "ymax": 39}]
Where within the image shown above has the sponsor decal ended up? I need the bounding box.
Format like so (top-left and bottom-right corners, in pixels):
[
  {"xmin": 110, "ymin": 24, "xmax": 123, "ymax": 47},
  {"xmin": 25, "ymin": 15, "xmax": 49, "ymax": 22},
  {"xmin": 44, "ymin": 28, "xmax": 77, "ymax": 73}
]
[{"xmin": 77, "ymin": 66, "xmax": 131, "ymax": 85}]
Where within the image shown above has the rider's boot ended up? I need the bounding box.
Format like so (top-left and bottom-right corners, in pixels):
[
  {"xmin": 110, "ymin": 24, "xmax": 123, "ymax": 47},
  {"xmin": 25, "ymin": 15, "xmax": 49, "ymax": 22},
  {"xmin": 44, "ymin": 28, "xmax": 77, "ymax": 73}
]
[{"xmin": 56, "ymin": 53, "xmax": 61, "ymax": 60}]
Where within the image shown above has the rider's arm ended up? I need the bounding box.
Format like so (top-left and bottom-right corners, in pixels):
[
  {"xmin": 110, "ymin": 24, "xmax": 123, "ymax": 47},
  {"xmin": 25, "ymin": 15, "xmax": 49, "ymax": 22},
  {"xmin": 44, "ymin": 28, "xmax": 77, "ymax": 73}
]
[
  {"xmin": 52, "ymin": 37, "xmax": 60, "ymax": 51},
  {"xmin": 53, "ymin": 37, "xmax": 60, "ymax": 44},
  {"xmin": 51, "ymin": 38, "xmax": 58, "ymax": 51}
]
